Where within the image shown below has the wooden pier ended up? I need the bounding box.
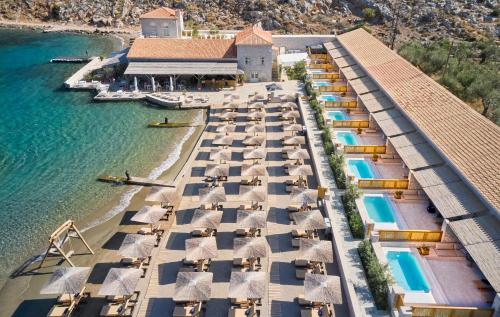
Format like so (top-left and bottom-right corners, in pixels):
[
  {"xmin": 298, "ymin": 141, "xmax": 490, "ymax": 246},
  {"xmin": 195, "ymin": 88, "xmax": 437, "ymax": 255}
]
[
  {"xmin": 50, "ymin": 56, "xmax": 93, "ymax": 63},
  {"xmin": 98, "ymin": 175, "xmax": 174, "ymax": 187}
]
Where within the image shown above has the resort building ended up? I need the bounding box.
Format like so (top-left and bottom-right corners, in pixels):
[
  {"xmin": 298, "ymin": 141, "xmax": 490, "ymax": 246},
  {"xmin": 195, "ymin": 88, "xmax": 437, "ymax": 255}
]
[
  {"xmin": 139, "ymin": 7, "xmax": 184, "ymax": 38},
  {"xmin": 310, "ymin": 28, "xmax": 500, "ymax": 316}
]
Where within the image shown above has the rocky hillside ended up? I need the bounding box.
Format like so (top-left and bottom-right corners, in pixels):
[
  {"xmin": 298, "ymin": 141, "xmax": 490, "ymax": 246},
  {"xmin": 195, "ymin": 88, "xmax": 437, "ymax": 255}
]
[{"xmin": 1, "ymin": 0, "xmax": 498, "ymax": 44}]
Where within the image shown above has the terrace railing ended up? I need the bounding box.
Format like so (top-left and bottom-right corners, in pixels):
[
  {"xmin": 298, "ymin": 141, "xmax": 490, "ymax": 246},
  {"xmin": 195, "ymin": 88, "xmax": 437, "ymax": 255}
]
[
  {"xmin": 411, "ymin": 305, "xmax": 494, "ymax": 317},
  {"xmin": 315, "ymin": 84, "xmax": 347, "ymax": 92},
  {"xmin": 378, "ymin": 230, "xmax": 443, "ymax": 242},
  {"xmin": 358, "ymin": 179, "xmax": 409, "ymax": 189},
  {"xmin": 309, "ymin": 53, "xmax": 328, "ymax": 61},
  {"xmin": 324, "ymin": 100, "xmax": 358, "ymax": 108},
  {"xmin": 332, "ymin": 120, "xmax": 369, "ymax": 128},
  {"xmin": 311, "ymin": 73, "xmax": 340, "ymax": 80},
  {"xmin": 309, "ymin": 63, "xmax": 336, "ymax": 71},
  {"xmin": 344, "ymin": 145, "xmax": 386, "ymax": 154}
]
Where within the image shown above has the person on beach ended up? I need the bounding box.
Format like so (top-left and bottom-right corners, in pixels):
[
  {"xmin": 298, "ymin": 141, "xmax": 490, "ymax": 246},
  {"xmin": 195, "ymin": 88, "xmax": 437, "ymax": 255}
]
[
  {"xmin": 125, "ymin": 170, "xmax": 130, "ymax": 181},
  {"xmin": 164, "ymin": 117, "xmax": 169, "ymax": 124}
]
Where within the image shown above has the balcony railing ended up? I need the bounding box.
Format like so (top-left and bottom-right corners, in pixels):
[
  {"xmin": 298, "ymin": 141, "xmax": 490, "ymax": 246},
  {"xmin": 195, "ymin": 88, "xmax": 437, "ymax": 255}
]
[
  {"xmin": 378, "ymin": 230, "xmax": 443, "ymax": 242},
  {"xmin": 332, "ymin": 120, "xmax": 369, "ymax": 128},
  {"xmin": 358, "ymin": 179, "xmax": 409, "ymax": 189},
  {"xmin": 344, "ymin": 145, "xmax": 386, "ymax": 154},
  {"xmin": 411, "ymin": 305, "xmax": 493, "ymax": 317}
]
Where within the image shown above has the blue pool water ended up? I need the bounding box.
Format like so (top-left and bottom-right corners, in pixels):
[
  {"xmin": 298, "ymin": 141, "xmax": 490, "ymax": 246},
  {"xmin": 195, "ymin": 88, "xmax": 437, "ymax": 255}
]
[
  {"xmin": 363, "ymin": 196, "xmax": 396, "ymax": 223},
  {"xmin": 312, "ymin": 81, "xmax": 332, "ymax": 87},
  {"xmin": 320, "ymin": 95, "xmax": 338, "ymax": 102},
  {"xmin": 326, "ymin": 111, "xmax": 346, "ymax": 121},
  {"xmin": 336, "ymin": 132, "xmax": 357, "ymax": 145},
  {"xmin": 310, "ymin": 69, "xmax": 326, "ymax": 74},
  {"xmin": 387, "ymin": 251, "xmax": 431, "ymax": 292},
  {"xmin": 347, "ymin": 160, "xmax": 375, "ymax": 179}
]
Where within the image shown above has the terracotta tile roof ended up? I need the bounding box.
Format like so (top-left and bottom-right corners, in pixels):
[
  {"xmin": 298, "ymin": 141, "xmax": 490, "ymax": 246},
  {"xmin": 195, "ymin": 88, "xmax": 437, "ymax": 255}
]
[
  {"xmin": 140, "ymin": 7, "xmax": 179, "ymax": 19},
  {"xmin": 337, "ymin": 28, "xmax": 500, "ymax": 213},
  {"xmin": 235, "ymin": 25, "xmax": 272, "ymax": 46},
  {"xmin": 128, "ymin": 38, "xmax": 236, "ymax": 60}
]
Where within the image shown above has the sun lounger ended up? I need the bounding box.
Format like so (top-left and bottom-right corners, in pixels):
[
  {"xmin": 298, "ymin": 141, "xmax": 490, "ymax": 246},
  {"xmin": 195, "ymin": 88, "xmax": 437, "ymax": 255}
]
[
  {"xmin": 301, "ymin": 305, "xmax": 332, "ymax": 317},
  {"xmin": 191, "ymin": 229, "xmax": 215, "ymax": 237},
  {"xmin": 294, "ymin": 259, "xmax": 310, "ymax": 267},
  {"xmin": 230, "ymin": 298, "xmax": 251, "ymax": 307},
  {"xmin": 292, "ymin": 229, "xmax": 308, "ymax": 238},
  {"xmin": 100, "ymin": 303, "xmax": 132, "ymax": 316},
  {"xmin": 47, "ymin": 305, "xmax": 71, "ymax": 317},
  {"xmin": 297, "ymin": 294, "xmax": 312, "ymax": 306},
  {"xmin": 173, "ymin": 302, "xmax": 203, "ymax": 317},
  {"xmin": 233, "ymin": 258, "xmax": 250, "ymax": 266},
  {"xmin": 228, "ymin": 303, "xmax": 257, "ymax": 317}
]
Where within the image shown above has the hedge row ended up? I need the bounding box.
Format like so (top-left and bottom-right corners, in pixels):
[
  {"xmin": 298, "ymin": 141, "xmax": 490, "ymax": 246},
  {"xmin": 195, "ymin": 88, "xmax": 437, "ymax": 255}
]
[
  {"xmin": 358, "ymin": 240, "xmax": 390, "ymax": 310},
  {"xmin": 341, "ymin": 184, "xmax": 364, "ymax": 238}
]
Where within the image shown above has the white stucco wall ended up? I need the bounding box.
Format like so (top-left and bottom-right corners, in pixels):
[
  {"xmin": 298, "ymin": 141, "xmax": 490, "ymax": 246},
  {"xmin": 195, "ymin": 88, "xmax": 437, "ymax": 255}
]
[
  {"xmin": 140, "ymin": 18, "xmax": 181, "ymax": 38},
  {"xmin": 272, "ymin": 34, "xmax": 336, "ymax": 51},
  {"xmin": 236, "ymin": 45, "xmax": 273, "ymax": 82}
]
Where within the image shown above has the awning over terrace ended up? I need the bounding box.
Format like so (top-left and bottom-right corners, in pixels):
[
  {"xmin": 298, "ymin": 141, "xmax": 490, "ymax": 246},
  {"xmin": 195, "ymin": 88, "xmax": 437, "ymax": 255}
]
[
  {"xmin": 323, "ymin": 41, "xmax": 342, "ymax": 51},
  {"xmin": 359, "ymin": 91, "xmax": 394, "ymax": 113},
  {"xmin": 372, "ymin": 109, "xmax": 415, "ymax": 137},
  {"xmin": 413, "ymin": 166, "xmax": 487, "ymax": 219},
  {"xmin": 125, "ymin": 61, "xmax": 240, "ymax": 76},
  {"xmin": 449, "ymin": 215, "xmax": 500, "ymax": 292},
  {"xmin": 349, "ymin": 77, "xmax": 378, "ymax": 95},
  {"xmin": 340, "ymin": 65, "xmax": 366, "ymax": 80},
  {"xmin": 333, "ymin": 55, "xmax": 357, "ymax": 68},
  {"xmin": 328, "ymin": 47, "xmax": 349, "ymax": 59},
  {"xmin": 390, "ymin": 132, "xmax": 444, "ymax": 170}
]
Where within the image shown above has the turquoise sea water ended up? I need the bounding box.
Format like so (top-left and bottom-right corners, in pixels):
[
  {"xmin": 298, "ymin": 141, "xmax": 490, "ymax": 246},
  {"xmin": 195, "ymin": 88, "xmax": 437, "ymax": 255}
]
[
  {"xmin": 0, "ymin": 29, "xmax": 199, "ymax": 283},
  {"xmin": 387, "ymin": 251, "xmax": 431, "ymax": 292},
  {"xmin": 363, "ymin": 196, "xmax": 396, "ymax": 223}
]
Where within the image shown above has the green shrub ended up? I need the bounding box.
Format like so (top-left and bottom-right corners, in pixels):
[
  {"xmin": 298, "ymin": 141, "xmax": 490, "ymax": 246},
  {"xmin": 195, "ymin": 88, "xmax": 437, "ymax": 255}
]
[
  {"xmin": 287, "ymin": 61, "xmax": 307, "ymax": 80},
  {"xmin": 362, "ymin": 7, "xmax": 377, "ymax": 20},
  {"xmin": 341, "ymin": 184, "xmax": 364, "ymax": 238},
  {"xmin": 328, "ymin": 154, "xmax": 346, "ymax": 189},
  {"xmin": 358, "ymin": 241, "xmax": 390, "ymax": 310},
  {"xmin": 315, "ymin": 112, "xmax": 325, "ymax": 130}
]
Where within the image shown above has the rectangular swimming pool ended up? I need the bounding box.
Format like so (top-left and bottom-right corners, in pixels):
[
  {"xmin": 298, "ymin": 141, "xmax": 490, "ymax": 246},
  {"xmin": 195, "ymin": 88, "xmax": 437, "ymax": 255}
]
[
  {"xmin": 347, "ymin": 159, "xmax": 374, "ymax": 179},
  {"xmin": 386, "ymin": 251, "xmax": 431, "ymax": 292},
  {"xmin": 312, "ymin": 81, "xmax": 333, "ymax": 87},
  {"xmin": 310, "ymin": 69, "xmax": 326, "ymax": 74},
  {"xmin": 320, "ymin": 95, "xmax": 337, "ymax": 102},
  {"xmin": 336, "ymin": 131, "xmax": 357, "ymax": 146},
  {"xmin": 363, "ymin": 196, "xmax": 396, "ymax": 223},
  {"xmin": 326, "ymin": 110, "xmax": 346, "ymax": 121}
]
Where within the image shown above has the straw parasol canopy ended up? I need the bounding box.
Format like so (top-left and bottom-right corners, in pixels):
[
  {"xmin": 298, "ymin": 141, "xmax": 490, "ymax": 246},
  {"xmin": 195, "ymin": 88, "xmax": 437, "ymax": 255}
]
[
  {"xmin": 283, "ymin": 123, "xmax": 303, "ymax": 132},
  {"xmin": 191, "ymin": 209, "xmax": 223, "ymax": 229},
  {"xmin": 282, "ymin": 110, "xmax": 301, "ymax": 119},
  {"xmin": 209, "ymin": 148, "xmax": 232, "ymax": 161},
  {"xmin": 223, "ymin": 101, "xmax": 240, "ymax": 109},
  {"xmin": 286, "ymin": 149, "xmax": 310, "ymax": 160},
  {"xmin": 283, "ymin": 102, "xmax": 298, "ymax": 109},
  {"xmin": 247, "ymin": 111, "xmax": 266, "ymax": 120},
  {"xmin": 248, "ymin": 101, "xmax": 265, "ymax": 109},
  {"xmin": 228, "ymin": 272, "xmax": 266, "ymax": 299},
  {"xmin": 233, "ymin": 237, "xmax": 267, "ymax": 258},
  {"xmin": 236, "ymin": 210, "xmax": 267, "ymax": 229},
  {"xmin": 245, "ymin": 124, "xmax": 266, "ymax": 134},
  {"xmin": 288, "ymin": 165, "xmax": 314, "ymax": 177},
  {"xmin": 205, "ymin": 163, "xmax": 230, "ymax": 177},
  {"xmin": 252, "ymin": 93, "xmax": 267, "ymax": 101},
  {"xmin": 213, "ymin": 135, "xmax": 234, "ymax": 146},
  {"xmin": 40, "ymin": 267, "xmax": 91, "ymax": 295},
  {"xmin": 241, "ymin": 163, "xmax": 267, "ymax": 177},
  {"xmin": 118, "ymin": 234, "xmax": 156, "ymax": 259},
  {"xmin": 198, "ymin": 187, "xmax": 227, "ymax": 204},
  {"xmin": 283, "ymin": 135, "xmax": 306, "ymax": 145},
  {"xmin": 292, "ymin": 209, "xmax": 327, "ymax": 230},
  {"xmin": 173, "ymin": 272, "xmax": 213, "ymax": 302},
  {"xmin": 185, "ymin": 237, "xmax": 218, "ymax": 261},
  {"xmin": 145, "ymin": 186, "xmax": 178, "ymax": 205},
  {"xmin": 290, "ymin": 188, "xmax": 318, "ymax": 205},
  {"xmin": 131, "ymin": 205, "xmax": 168, "ymax": 224},
  {"xmin": 299, "ymin": 239, "xmax": 334, "ymax": 263},
  {"xmin": 243, "ymin": 148, "xmax": 266, "ymax": 160},
  {"xmin": 304, "ymin": 274, "xmax": 342, "ymax": 304},
  {"xmin": 239, "ymin": 185, "xmax": 267, "ymax": 202},
  {"xmin": 216, "ymin": 124, "xmax": 236, "ymax": 133},
  {"xmin": 98, "ymin": 268, "xmax": 143, "ymax": 296},
  {"xmin": 242, "ymin": 135, "xmax": 265, "ymax": 146},
  {"xmin": 220, "ymin": 111, "xmax": 238, "ymax": 120}
]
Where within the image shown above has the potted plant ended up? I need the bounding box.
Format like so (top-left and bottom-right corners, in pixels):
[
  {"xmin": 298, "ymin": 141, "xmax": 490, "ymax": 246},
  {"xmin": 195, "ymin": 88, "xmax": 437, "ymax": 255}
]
[
  {"xmin": 357, "ymin": 127, "xmax": 362, "ymax": 135},
  {"xmin": 372, "ymin": 154, "xmax": 379, "ymax": 162},
  {"xmin": 394, "ymin": 190, "xmax": 403, "ymax": 199}
]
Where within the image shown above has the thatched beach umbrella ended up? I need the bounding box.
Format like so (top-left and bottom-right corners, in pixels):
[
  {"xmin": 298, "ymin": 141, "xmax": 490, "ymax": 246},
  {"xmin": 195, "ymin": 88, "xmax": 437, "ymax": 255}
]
[
  {"xmin": 131, "ymin": 205, "xmax": 168, "ymax": 224},
  {"xmin": 213, "ymin": 135, "xmax": 234, "ymax": 146},
  {"xmin": 242, "ymin": 135, "xmax": 265, "ymax": 146},
  {"xmin": 98, "ymin": 268, "xmax": 142, "ymax": 296},
  {"xmin": 241, "ymin": 163, "xmax": 267, "ymax": 177},
  {"xmin": 286, "ymin": 149, "xmax": 310, "ymax": 160},
  {"xmin": 198, "ymin": 187, "xmax": 227, "ymax": 204},
  {"xmin": 205, "ymin": 163, "xmax": 230, "ymax": 178},
  {"xmin": 191, "ymin": 209, "xmax": 223, "ymax": 229},
  {"xmin": 245, "ymin": 123, "xmax": 266, "ymax": 134},
  {"xmin": 145, "ymin": 187, "xmax": 178, "ymax": 205},
  {"xmin": 118, "ymin": 234, "xmax": 156, "ymax": 259},
  {"xmin": 228, "ymin": 272, "xmax": 266, "ymax": 299},
  {"xmin": 248, "ymin": 102, "xmax": 265, "ymax": 109},
  {"xmin": 185, "ymin": 237, "xmax": 218, "ymax": 261},
  {"xmin": 40, "ymin": 267, "xmax": 91, "ymax": 295},
  {"xmin": 223, "ymin": 102, "xmax": 240, "ymax": 110},
  {"xmin": 283, "ymin": 123, "xmax": 303, "ymax": 132},
  {"xmin": 282, "ymin": 110, "xmax": 301, "ymax": 119},
  {"xmin": 209, "ymin": 148, "xmax": 232, "ymax": 162},
  {"xmin": 220, "ymin": 111, "xmax": 238, "ymax": 120},
  {"xmin": 239, "ymin": 185, "xmax": 267, "ymax": 202},
  {"xmin": 288, "ymin": 165, "xmax": 313, "ymax": 177},
  {"xmin": 247, "ymin": 111, "xmax": 266, "ymax": 120},
  {"xmin": 283, "ymin": 135, "xmax": 306, "ymax": 145},
  {"xmin": 299, "ymin": 239, "xmax": 334, "ymax": 263},
  {"xmin": 236, "ymin": 210, "xmax": 267, "ymax": 229},
  {"xmin": 243, "ymin": 148, "xmax": 266, "ymax": 160},
  {"xmin": 292, "ymin": 209, "xmax": 326, "ymax": 230},
  {"xmin": 283, "ymin": 102, "xmax": 298, "ymax": 109},
  {"xmin": 173, "ymin": 272, "xmax": 213, "ymax": 302},
  {"xmin": 233, "ymin": 237, "xmax": 267, "ymax": 259},
  {"xmin": 252, "ymin": 93, "xmax": 267, "ymax": 102},
  {"xmin": 216, "ymin": 124, "xmax": 236, "ymax": 133},
  {"xmin": 304, "ymin": 273, "xmax": 342, "ymax": 304},
  {"xmin": 290, "ymin": 188, "xmax": 318, "ymax": 205}
]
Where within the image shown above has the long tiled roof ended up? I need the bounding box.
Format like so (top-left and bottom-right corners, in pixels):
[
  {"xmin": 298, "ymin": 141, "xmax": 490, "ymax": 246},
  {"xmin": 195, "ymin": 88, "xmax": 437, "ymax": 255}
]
[
  {"xmin": 140, "ymin": 7, "xmax": 179, "ymax": 19},
  {"xmin": 337, "ymin": 28, "xmax": 500, "ymax": 213},
  {"xmin": 235, "ymin": 25, "xmax": 272, "ymax": 46},
  {"xmin": 128, "ymin": 38, "xmax": 236, "ymax": 60}
]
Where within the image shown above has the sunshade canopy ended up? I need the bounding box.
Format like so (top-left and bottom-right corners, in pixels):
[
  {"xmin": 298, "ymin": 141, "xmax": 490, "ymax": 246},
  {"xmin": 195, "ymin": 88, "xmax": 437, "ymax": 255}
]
[
  {"xmin": 233, "ymin": 237, "xmax": 268, "ymax": 258},
  {"xmin": 242, "ymin": 135, "xmax": 265, "ymax": 146},
  {"xmin": 131, "ymin": 205, "xmax": 168, "ymax": 224},
  {"xmin": 145, "ymin": 186, "xmax": 178, "ymax": 204},
  {"xmin": 292, "ymin": 210, "xmax": 327, "ymax": 230},
  {"xmin": 283, "ymin": 135, "xmax": 306, "ymax": 145},
  {"xmin": 40, "ymin": 267, "xmax": 91, "ymax": 295},
  {"xmin": 213, "ymin": 135, "xmax": 234, "ymax": 146},
  {"xmin": 118, "ymin": 234, "xmax": 156, "ymax": 258},
  {"xmin": 185, "ymin": 237, "xmax": 218, "ymax": 261},
  {"xmin": 98, "ymin": 268, "xmax": 143, "ymax": 296},
  {"xmin": 299, "ymin": 239, "xmax": 333, "ymax": 262},
  {"xmin": 220, "ymin": 111, "xmax": 239, "ymax": 119},
  {"xmin": 304, "ymin": 273, "xmax": 342, "ymax": 304},
  {"xmin": 236, "ymin": 210, "xmax": 267, "ymax": 229},
  {"xmin": 287, "ymin": 149, "xmax": 310, "ymax": 160},
  {"xmin": 288, "ymin": 165, "xmax": 313, "ymax": 177},
  {"xmin": 209, "ymin": 148, "xmax": 232, "ymax": 161},
  {"xmin": 241, "ymin": 164, "xmax": 267, "ymax": 177},
  {"xmin": 247, "ymin": 111, "xmax": 266, "ymax": 119},
  {"xmin": 205, "ymin": 163, "xmax": 230, "ymax": 177},
  {"xmin": 243, "ymin": 148, "xmax": 266, "ymax": 160},
  {"xmin": 248, "ymin": 102, "xmax": 265, "ymax": 109},
  {"xmin": 198, "ymin": 186, "xmax": 227, "ymax": 204},
  {"xmin": 283, "ymin": 123, "xmax": 303, "ymax": 132},
  {"xmin": 239, "ymin": 185, "xmax": 267, "ymax": 202},
  {"xmin": 191, "ymin": 209, "xmax": 223, "ymax": 229},
  {"xmin": 245, "ymin": 124, "xmax": 266, "ymax": 134},
  {"xmin": 282, "ymin": 110, "xmax": 301, "ymax": 119},
  {"xmin": 290, "ymin": 188, "xmax": 318, "ymax": 205},
  {"xmin": 125, "ymin": 61, "xmax": 238, "ymax": 76},
  {"xmin": 173, "ymin": 272, "xmax": 213, "ymax": 302},
  {"xmin": 216, "ymin": 125, "xmax": 236, "ymax": 133},
  {"xmin": 228, "ymin": 272, "xmax": 266, "ymax": 299}
]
